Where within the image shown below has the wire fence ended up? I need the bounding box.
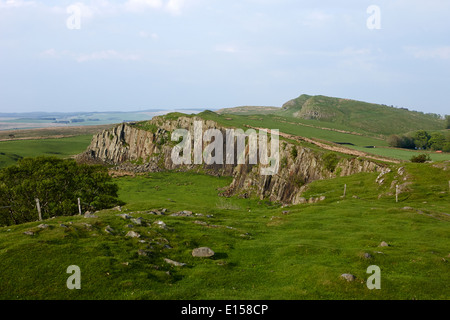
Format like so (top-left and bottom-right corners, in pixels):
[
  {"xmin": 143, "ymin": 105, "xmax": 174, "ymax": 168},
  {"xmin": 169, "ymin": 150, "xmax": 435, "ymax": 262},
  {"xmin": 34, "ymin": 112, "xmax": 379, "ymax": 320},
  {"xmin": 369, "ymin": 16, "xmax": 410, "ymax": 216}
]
[{"xmin": 0, "ymin": 197, "xmax": 97, "ymax": 223}]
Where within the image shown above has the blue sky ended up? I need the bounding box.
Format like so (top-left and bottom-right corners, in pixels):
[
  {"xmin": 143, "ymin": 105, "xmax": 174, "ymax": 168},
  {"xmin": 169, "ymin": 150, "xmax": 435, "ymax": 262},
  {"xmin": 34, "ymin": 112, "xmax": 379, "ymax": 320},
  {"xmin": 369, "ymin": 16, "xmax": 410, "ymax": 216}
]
[{"xmin": 0, "ymin": 0, "xmax": 449, "ymax": 115}]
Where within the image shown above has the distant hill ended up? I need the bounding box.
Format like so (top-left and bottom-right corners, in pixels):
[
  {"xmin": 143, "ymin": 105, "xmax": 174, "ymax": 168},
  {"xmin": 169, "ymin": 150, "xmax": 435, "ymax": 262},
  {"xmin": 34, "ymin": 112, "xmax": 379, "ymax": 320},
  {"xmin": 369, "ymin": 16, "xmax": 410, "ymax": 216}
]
[
  {"xmin": 215, "ymin": 106, "xmax": 279, "ymax": 115},
  {"xmin": 278, "ymin": 94, "xmax": 445, "ymax": 135},
  {"xmin": 216, "ymin": 94, "xmax": 446, "ymax": 136}
]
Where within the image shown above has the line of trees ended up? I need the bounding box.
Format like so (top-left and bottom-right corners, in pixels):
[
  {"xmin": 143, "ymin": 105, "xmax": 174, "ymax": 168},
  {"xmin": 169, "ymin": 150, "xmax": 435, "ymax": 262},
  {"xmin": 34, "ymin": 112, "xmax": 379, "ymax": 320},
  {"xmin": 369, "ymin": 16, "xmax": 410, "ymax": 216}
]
[
  {"xmin": 388, "ymin": 129, "xmax": 450, "ymax": 152},
  {"xmin": 0, "ymin": 157, "xmax": 124, "ymax": 226}
]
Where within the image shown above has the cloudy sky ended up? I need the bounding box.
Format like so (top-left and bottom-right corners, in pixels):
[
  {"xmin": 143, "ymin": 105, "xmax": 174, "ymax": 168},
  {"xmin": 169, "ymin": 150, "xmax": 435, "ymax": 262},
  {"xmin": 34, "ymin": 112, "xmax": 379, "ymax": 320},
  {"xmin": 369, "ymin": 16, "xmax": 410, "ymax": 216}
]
[{"xmin": 0, "ymin": 0, "xmax": 449, "ymax": 114}]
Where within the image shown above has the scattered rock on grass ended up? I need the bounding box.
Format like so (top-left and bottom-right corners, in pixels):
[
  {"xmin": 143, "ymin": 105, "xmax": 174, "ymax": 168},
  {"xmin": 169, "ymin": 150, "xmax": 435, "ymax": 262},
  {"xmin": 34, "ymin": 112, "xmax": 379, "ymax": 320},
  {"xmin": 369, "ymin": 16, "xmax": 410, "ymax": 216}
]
[
  {"xmin": 131, "ymin": 217, "xmax": 143, "ymax": 225},
  {"xmin": 84, "ymin": 212, "xmax": 98, "ymax": 218},
  {"xmin": 340, "ymin": 274, "xmax": 356, "ymax": 282},
  {"xmin": 126, "ymin": 231, "xmax": 141, "ymax": 238},
  {"xmin": 23, "ymin": 231, "xmax": 34, "ymax": 236},
  {"xmin": 164, "ymin": 258, "xmax": 186, "ymax": 267},
  {"xmin": 138, "ymin": 249, "xmax": 149, "ymax": 256},
  {"xmin": 38, "ymin": 224, "xmax": 49, "ymax": 229},
  {"xmin": 81, "ymin": 223, "xmax": 92, "ymax": 229},
  {"xmin": 171, "ymin": 210, "xmax": 193, "ymax": 217},
  {"xmin": 104, "ymin": 225, "xmax": 115, "ymax": 234},
  {"xmin": 154, "ymin": 220, "xmax": 167, "ymax": 229},
  {"xmin": 192, "ymin": 247, "xmax": 215, "ymax": 258},
  {"xmin": 379, "ymin": 241, "xmax": 390, "ymax": 247}
]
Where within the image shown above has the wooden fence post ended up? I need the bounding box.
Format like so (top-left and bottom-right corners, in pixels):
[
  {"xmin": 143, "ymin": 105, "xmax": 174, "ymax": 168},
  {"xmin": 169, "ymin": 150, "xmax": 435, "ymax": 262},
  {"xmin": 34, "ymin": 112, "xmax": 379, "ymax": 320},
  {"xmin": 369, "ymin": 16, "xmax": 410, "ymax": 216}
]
[
  {"xmin": 343, "ymin": 184, "xmax": 347, "ymax": 198},
  {"xmin": 35, "ymin": 198, "xmax": 42, "ymax": 221},
  {"xmin": 78, "ymin": 198, "xmax": 82, "ymax": 215}
]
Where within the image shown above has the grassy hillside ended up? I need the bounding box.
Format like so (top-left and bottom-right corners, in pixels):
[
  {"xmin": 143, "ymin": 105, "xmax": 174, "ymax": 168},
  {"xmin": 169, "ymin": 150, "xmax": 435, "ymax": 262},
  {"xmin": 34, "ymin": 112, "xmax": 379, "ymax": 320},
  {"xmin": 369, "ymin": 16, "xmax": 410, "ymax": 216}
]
[
  {"xmin": 216, "ymin": 94, "xmax": 445, "ymax": 136},
  {"xmin": 190, "ymin": 111, "xmax": 450, "ymax": 162},
  {"xmin": 215, "ymin": 106, "xmax": 280, "ymax": 115},
  {"xmin": 277, "ymin": 95, "xmax": 445, "ymax": 136},
  {"xmin": 0, "ymin": 163, "xmax": 448, "ymax": 300}
]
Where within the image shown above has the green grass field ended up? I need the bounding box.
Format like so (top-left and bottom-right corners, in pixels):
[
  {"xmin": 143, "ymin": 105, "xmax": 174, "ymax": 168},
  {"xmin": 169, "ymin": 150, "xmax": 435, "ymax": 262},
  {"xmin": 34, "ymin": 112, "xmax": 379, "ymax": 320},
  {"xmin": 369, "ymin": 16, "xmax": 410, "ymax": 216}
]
[
  {"xmin": 0, "ymin": 114, "xmax": 449, "ymax": 300},
  {"xmin": 0, "ymin": 135, "xmax": 93, "ymax": 168},
  {"xmin": 0, "ymin": 164, "xmax": 448, "ymax": 300}
]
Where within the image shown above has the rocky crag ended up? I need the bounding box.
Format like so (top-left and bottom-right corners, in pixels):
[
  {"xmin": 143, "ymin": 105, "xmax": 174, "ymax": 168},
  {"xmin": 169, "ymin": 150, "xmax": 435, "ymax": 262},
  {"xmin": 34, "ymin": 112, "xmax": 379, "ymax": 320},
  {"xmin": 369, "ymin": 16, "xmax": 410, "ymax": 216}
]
[{"xmin": 77, "ymin": 115, "xmax": 387, "ymax": 205}]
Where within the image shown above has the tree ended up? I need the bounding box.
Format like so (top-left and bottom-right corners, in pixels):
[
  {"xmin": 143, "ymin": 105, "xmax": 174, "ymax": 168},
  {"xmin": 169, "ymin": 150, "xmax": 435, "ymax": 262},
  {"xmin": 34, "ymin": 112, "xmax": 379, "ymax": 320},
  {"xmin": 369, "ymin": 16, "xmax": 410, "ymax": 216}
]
[
  {"xmin": 413, "ymin": 130, "xmax": 430, "ymax": 150},
  {"xmin": 0, "ymin": 157, "xmax": 124, "ymax": 226},
  {"xmin": 443, "ymin": 142, "xmax": 450, "ymax": 153},
  {"xmin": 428, "ymin": 132, "xmax": 446, "ymax": 150},
  {"xmin": 387, "ymin": 135, "xmax": 402, "ymax": 148},
  {"xmin": 446, "ymin": 115, "xmax": 450, "ymax": 129},
  {"xmin": 387, "ymin": 134, "xmax": 415, "ymax": 149}
]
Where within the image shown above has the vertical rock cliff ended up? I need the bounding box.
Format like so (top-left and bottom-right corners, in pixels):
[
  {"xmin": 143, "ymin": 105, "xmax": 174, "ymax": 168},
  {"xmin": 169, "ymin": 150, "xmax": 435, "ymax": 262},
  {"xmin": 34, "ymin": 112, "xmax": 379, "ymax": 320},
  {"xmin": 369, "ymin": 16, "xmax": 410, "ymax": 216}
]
[{"xmin": 77, "ymin": 115, "xmax": 386, "ymax": 205}]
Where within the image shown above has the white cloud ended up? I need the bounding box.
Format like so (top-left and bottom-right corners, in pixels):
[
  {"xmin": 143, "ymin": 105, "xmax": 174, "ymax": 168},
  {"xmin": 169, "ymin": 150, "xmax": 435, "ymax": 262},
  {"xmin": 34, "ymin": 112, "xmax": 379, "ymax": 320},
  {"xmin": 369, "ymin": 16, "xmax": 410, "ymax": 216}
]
[
  {"xmin": 139, "ymin": 31, "xmax": 159, "ymax": 39},
  {"xmin": 40, "ymin": 48, "xmax": 58, "ymax": 58},
  {"xmin": 44, "ymin": 1, "xmax": 118, "ymax": 20},
  {"xmin": 40, "ymin": 49, "xmax": 141, "ymax": 62},
  {"xmin": 301, "ymin": 10, "xmax": 333, "ymax": 28},
  {"xmin": 125, "ymin": 0, "xmax": 190, "ymax": 15},
  {"xmin": 0, "ymin": 0, "xmax": 35, "ymax": 9},
  {"xmin": 1, "ymin": 0, "xmax": 195, "ymax": 18},
  {"xmin": 124, "ymin": 0, "xmax": 163, "ymax": 12},
  {"xmin": 76, "ymin": 50, "xmax": 140, "ymax": 62},
  {"xmin": 165, "ymin": 0, "xmax": 185, "ymax": 15},
  {"xmin": 405, "ymin": 46, "xmax": 450, "ymax": 60}
]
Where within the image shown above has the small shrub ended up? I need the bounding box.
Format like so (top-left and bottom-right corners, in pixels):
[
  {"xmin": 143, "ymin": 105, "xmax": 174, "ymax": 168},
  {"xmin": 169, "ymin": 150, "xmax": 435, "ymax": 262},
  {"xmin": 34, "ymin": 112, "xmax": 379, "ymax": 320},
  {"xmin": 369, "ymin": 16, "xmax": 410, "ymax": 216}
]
[
  {"xmin": 292, "ymin": 175, "xmax": 305, "ymax": 187},
  {"xmin": 291, "ymin": 147, "xmax": 298, "ymax": 159},
  {"xmin": 323, "ymin": 152, "xmax": 339, "ymax": 172},
  {"xmin": 410, "ymin": 154, "xmax": 431, "ymax": 163},
  {"xmin": 280, "ymin": 156, "xmax": 288, "ymax": 169}
]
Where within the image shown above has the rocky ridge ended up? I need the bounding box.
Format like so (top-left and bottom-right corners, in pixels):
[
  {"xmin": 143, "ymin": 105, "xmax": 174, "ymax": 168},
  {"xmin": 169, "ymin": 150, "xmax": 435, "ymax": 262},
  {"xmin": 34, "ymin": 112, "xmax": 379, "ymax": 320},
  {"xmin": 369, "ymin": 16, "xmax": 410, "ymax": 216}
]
[{"xmin": 77, "ymin": 115, "xmax": 387, "ymax": 205}]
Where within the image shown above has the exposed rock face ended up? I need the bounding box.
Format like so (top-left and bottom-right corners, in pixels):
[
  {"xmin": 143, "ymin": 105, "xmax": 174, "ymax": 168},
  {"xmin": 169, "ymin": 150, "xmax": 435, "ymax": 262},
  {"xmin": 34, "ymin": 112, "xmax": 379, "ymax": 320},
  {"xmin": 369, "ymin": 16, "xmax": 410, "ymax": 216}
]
[
  {"xmin": 77, "ymin": 116, "xmax": 235, "ymax": 176},
  {"xmin": 77, "ymin": 115, "xmax": 386, "ymax": 205},
  {"xmin": 223, "ymin": 142, "xmax": 383, "ymax": 204}
]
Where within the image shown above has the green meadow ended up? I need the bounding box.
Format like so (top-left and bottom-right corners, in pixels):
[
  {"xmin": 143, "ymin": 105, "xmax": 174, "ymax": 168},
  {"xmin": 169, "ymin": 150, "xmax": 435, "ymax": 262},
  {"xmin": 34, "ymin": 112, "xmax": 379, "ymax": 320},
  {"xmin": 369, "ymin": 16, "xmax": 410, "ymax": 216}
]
[
  {"xmin": 0, "ymin": 135, "xmax": 93, "ymax": 168},
  {"xmin": 0, "ymin": 109, "xmax": 449, "ymax": 300},
  {"xmin": 0, "ymin": 164, "xmax": 448, "ymax": 300}
]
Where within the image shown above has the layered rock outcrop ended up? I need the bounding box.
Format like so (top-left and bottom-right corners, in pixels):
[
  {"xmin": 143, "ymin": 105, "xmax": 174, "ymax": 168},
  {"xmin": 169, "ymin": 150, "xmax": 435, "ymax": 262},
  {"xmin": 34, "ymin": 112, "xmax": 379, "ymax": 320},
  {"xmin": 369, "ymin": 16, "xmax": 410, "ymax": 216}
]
[{"xmin": 77, "ymin": 115, "xmax": 386, "ymax": 205}]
